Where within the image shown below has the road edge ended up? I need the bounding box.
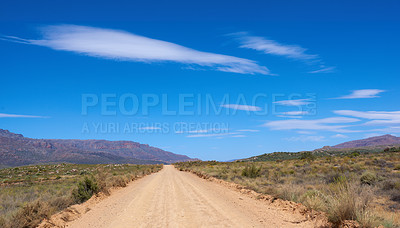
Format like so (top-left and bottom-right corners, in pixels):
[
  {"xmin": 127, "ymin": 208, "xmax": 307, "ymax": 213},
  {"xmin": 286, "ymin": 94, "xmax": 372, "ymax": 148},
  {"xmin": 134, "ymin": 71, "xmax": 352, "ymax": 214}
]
[
  {"xmin": 176, "ymin": 166, "xmax": 331, "ymax": 227},
  {"xmin": 38, "ymin": 166, "xmax": 164, "ymax": 228}
]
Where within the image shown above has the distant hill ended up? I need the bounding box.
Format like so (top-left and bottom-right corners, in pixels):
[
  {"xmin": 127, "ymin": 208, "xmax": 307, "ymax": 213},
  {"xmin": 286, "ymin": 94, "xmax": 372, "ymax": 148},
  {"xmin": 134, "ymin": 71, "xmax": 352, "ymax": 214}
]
[
  {"xmin": 333, "ymin": 134, "xmax": 400, "ymax": 149},
  {"xmin": 0, "ymin": 129, "xmax": 193, "ymax": 167},
  {"xmin": 238, "ymin": 134, "xmax": 400, "ymax": 162}
]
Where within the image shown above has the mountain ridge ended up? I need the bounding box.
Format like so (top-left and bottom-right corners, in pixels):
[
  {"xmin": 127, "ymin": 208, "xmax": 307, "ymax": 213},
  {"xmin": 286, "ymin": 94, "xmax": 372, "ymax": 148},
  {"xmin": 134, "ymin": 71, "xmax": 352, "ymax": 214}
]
[
  {"xmin": 332, "ymin": 134, "xmax": 400, "ymax": 149},
  {"xmin": 238, "ymin": 134, "xmax": 400, "ymax": 162},
  {"xmin": 0, "ymin": 129, "xmax": 193, "ymax": 167}
]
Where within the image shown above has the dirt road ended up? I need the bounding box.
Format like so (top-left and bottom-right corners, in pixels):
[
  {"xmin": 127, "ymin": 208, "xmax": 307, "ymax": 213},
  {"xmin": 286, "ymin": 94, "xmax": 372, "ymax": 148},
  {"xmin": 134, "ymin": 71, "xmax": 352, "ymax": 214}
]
[{"xmin": 66, "ymin": 165, "xmax": 317, "ymax": 228}]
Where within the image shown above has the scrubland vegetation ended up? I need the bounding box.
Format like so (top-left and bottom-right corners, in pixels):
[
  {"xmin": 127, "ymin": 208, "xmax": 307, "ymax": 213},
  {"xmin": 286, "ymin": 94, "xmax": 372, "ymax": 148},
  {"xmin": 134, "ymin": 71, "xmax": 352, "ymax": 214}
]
[
  {"xmin": 0, "ymin": 163, "xmax": 162, "ymax": 228},
  {"xmin": 175, "ymin": 151, "xmax": 400, "ymax": 227}
]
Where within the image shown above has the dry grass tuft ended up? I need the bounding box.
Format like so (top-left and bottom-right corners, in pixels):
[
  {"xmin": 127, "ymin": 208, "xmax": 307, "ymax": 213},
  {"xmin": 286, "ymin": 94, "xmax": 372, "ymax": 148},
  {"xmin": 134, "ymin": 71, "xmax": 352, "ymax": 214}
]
[{"xmin": 9, "ymin": 201, "xmax": 51, "ymax": 228}]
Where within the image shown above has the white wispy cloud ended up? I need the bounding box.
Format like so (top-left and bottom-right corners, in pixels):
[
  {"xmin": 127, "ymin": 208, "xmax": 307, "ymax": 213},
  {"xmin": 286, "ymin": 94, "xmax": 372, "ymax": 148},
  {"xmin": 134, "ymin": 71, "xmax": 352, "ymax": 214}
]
[
  {"xmin": 231, "ymin": 135, "xmax": 246, "ymax": 138},
  {"xmin": 276, "ymin": 115, "xmax": 303, "ymax": 119},
  {"xmin": 274, "ymin": 99, "xmax": 312, "ymax": 106},
  {"xmin": 175, "ymin": 128, "xmax": 228, "ymax": 134},
  {"xmin": 373, "ymin": 127, "xmax": 400, "ymax": 133},
  {"xmin": 331, "ymin": 134, "xmax": 348, "ymax": 139},
  {"xmin": 334, "ymin": 110, "xmax": 400, "ymax": 120},
  {"xmin": 230, "ymin": 32, "xmax": 335, "ymax": 73},
  {"xmin": 0, "ymin": 113, "xmax": 48, "ymax": 118},
  {"xmin": 281, "ymin": 111, "xmax": 309, "ymax": 115},
  {"xmin": 285, "ymin": 135, "xmax": 325, "ymax": 142},
  {"xmin": 187, "ymin": 129, "xmax": 209, "ymax": 133},
  {"xmin": 186, "ymin": 132, "xmax": 238, "ymax": 138},
  {"xmin": 236, "ymin": 129, "xmax": 260, "ymax": 132},
  {"xmin": 334, "ymin": 110, "xmax": 400, "ymax": 126},
  {"xmin": 220, "ymin": 104, "xmax": 262, "ymax": 111},
  {"xmin": 297, "ymin": 131, "xmax": 315, "ymax": 134},
  {"xmin": 264, "ymin": 117, "xmax": 360, "ymax": 132},
  {"xmin": 232, "ymin": 32, "xmax": 317, "ymax": 60},
  {"xmin": 333, "ymin": 89, "xmax": 385, "ymax": 99},
  {"xmin": 2, "ymin": 25, "xmax": 270, "ymax": 75},
  {"xmin": 276, "ymin": 111, "xmax": 310, "ymax": 119},
  {"xmin": 308, "ymin": 66, "xmax": 336, "ymax": 74}
]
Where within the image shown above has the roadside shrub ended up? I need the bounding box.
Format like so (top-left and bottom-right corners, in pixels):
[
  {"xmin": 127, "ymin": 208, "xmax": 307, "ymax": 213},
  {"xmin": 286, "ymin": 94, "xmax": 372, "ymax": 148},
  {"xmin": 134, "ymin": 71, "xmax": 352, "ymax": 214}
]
[
  {"xmin": 360, "ymin": 171, "xmax": 377, "ymax": 185},
  {"xmin": 49, "ymin": 196, "xmax": 74, "ymax": 211},
  {"xmin": 301, "ymin": 190, "xmax": 328, "ymax": 212},
  {"xmin": 327, "ymin": 181, "xmax": 374, "ymax": 227},
  {"xmin": 241, "ymin": 165, "xmax": 261, "ymax": 178},
  {"xmin": 10, "ymin": 201, "xmax": 51, "ymax": 228},
  {"xmin": 277, "ymin": 185, "xmax": 301, "ymax": 202},
  {"xmin": 112, "ymin": 176, "xmax": 127, "ymax": 187},
  {"xmin": 95, "ymin": 171, "xmax": 110, "ymax": 195},
  {"xmin": 72, "ymin": 176, "xmax": 99, "ymax": 203}
]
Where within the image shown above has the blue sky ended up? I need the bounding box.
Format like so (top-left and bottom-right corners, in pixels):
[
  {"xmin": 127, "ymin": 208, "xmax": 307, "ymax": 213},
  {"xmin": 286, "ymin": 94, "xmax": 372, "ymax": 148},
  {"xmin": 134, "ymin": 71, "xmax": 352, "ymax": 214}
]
[{"xmin": 1, "ymin": 0, "xmax": 400, "ymax": 160}]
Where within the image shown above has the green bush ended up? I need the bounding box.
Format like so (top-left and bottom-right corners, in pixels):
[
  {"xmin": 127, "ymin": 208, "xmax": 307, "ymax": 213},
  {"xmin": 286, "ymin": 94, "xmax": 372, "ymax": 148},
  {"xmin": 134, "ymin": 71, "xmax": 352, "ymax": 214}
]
[
  {"xmin": 349, "ymin": 151, "xmax": 360, "ymax": 158},
  {"xmin": 300, "ymin": 152, "xmax": 316, "ymax": 162},
  {"xmin": 242, "ymin": 165, "xmax": 261, "ymax": 178},
  {"xmin": 73, "ymin": 176, "xmax": 99, "ymax": 203},
  {"xmin": 334, "ymin": 175, "xmax": 348, "ymax": 185},
  {"xmin": 360, "ymin": 171, "xmax": 377, "ymax": 185}
]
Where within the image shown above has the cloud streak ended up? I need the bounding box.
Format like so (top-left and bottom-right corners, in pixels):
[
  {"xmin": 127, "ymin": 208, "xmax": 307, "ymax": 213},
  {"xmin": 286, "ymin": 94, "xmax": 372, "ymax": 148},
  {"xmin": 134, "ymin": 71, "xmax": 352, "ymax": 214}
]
[
  {"xmin": 236, "ymin": 129, "xmax": 259, "ymax": 132},
  {"xmin": 2, "ymin": 25, "xmax": 270, "ymax": 75},
  {"xmin": 232, "ymin": 33, "xmax": 318, "ymax": 60},
  {"xmin": 285, "ymin": 135, "xmax": 325, "ymax": 142},
  {"xmin": 335, "ymin": 110, "xmax": 400, "ymax": 126},
  {"xmin": 0, "ymin": 113, "xmax": 48, "ymax": 118},
  {"xmin": 331, "ymin": 134, "xmax": 348, "ymax": 139},
  {"xmin": 231, "ymin": 32, "xmax": 335, "ymax": 73},
  {"xmin": 281, "ymin": 111, "xmax": 309, "ymax": 116},
  {"xmin": 274, "ymin": 99, "xmax": 312, "ymax": 106},
  {"xmin": 220, "ymin": 104, "xmax": 262, "ymax": 111},
  {"xmin": 264, "ymin": 117, "xmax": 360, "ymax": 133},
  {"xmin": 186, "ymin": 132, "xmax": 238, "ymax": 138},
  {"xmin": 308, "ymin": 66, "xmax": 336, "ymax": 74},
  {"xmin": 333, "ymin": 89, "xmax": 385, "ymax": 99}
]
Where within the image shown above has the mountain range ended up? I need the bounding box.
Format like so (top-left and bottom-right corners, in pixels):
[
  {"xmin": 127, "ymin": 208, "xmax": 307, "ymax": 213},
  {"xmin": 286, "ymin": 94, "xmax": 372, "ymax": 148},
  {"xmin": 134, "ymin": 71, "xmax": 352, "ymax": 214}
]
[
  {"xmin": 332, "ymin": 134, "xmax": 400, "ymax": 149},
  {"xmin": 2, "ymin": 129, "xmax": 399, "ymax": 167},
  {"xmin": 239, "ymin": 134, "xmax": 400, "ymax": 162},
  {"xmin": 0, "ymin": 129, "xmax": 193, "ymax": 167}
]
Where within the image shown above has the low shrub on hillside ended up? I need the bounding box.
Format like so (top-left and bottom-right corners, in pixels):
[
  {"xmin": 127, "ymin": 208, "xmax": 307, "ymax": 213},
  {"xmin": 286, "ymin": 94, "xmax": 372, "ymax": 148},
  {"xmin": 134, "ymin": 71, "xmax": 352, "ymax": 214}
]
[
  {"xmin": 72, "ymin": 176, "xmax": 99, "ymax": 203},
  {"xmin": 326, "ymin": 181, "xmax": 375, "ymax": 226},
  {"xmin": 360, "ymin": 171, "xmax": 377, "ymax": 185},
  {"xmin": 241, "ymin": 165, "xmax": 261, "ymax": 178}
]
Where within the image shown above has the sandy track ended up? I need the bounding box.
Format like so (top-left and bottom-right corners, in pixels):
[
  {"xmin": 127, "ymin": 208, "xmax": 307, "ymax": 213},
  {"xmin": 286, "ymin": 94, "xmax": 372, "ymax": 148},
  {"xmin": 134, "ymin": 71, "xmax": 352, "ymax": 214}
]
[{"xmin": 65, "ymin": 165, "xmax": 317, "ymax": 228}]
